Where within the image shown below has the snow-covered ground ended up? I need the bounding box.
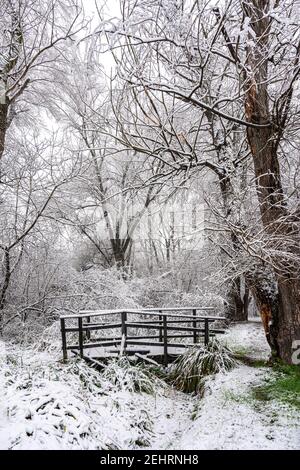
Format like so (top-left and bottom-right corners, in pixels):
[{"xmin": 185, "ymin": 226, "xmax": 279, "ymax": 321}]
[
  {"xmin": 0, "ymin": 342, "xmax": 193, "ymax": 450},
  {"xmin": 0, "ymin": 322, "xmax": 299, "ymax": 450},
  {"xmin": 176, "ymin": 365, "xmax": 300, "ymax": 450},
  {"xmin": 220, "ymin": 320, "xmax": 271, "ymax": 361},
  {"xmin": 151, "ymin": 323, "xmax": 300, "ymax": 450}
]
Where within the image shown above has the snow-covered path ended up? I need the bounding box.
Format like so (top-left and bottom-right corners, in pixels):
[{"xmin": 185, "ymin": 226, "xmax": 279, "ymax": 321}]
[{"xmin": 141, "ymin": 387, "xmax": 195, "ymax": 450}]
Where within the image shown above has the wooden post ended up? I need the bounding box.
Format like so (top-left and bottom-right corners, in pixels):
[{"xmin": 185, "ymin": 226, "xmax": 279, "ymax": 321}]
[
  {"xmin": 60, "ymin": 317, "xmax": 67, "ymax": 362},
  {"xmin": 121, "ymin": 311, "xmax": 127, "ymax": 352},
  {"xmin": 78, "ymin": 316, "xmax": 84, "ymax": 358},
  {"xmin": 120, "ymin": 333, "xmax": 126, "ymax": 356},
  {"xmin": 204, "ymin": 318, "xmax": 209, "ymax": 346},
  {"xmin": 86, "ymin": 315, "xmax": 91, "ymax": 341},
  {"xmin": 163, "ymin": 315, "xmax": 168, "ymax": 366},
  {"xmin": 159, "ymin": 310, "xmax": 163, "ymax": 343},
  {"xmin": 192, "ymin": 308, "xmax": 197, "ymax": 344}
]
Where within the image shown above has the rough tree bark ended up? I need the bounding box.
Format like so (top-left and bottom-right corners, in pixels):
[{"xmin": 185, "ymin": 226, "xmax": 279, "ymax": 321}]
[
  {"xmin": 224, "ymin": 276, "xmax": 247, "ymax": 322},
  {"xmin": 0, "ymin": 248, "xmax": 11, "ymax": 333},
  {"xmin": 219, "ymin": 173, "xmax": 248, "ymax": 322},
  {"xmin": 245, "ymin": 267, "xmax": 280, "ymax": 355},
  {"xmin": 0, "ymin": 102, "xmax": 9, "ymax": 161}
]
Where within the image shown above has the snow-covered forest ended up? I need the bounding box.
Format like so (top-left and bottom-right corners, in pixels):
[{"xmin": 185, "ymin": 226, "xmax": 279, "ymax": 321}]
[{"xmin": 0, "ymin": 0, "xmax": 299, "ymax": 452}]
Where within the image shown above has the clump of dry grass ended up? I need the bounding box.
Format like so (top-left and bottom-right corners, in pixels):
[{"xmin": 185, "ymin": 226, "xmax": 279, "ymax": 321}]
[{"xmin": 170, "ymin": 339, "xmax": 237, "ymax": 394}]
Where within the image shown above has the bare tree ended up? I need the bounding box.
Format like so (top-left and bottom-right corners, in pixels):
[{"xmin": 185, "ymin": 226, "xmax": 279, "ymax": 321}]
[
  {"xmin": 0, "ymin": 128, "xmax": 81, "ymax": 330},
  {"xmin": 47, "ymin": 38, "xmax": 176, "ymax": 270},
  {"xmin": 0, "ymin": 0, "xmax": 87, "ymax": 330},
  {"xmin": 0, "ymin": 0, "xmax": 83, "ymax": 161}
]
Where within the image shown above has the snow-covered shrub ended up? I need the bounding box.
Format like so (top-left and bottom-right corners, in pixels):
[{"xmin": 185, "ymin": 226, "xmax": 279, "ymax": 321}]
[
  {"xmin": 171, "ymin": 366, "xmax": 206, "ymax": 395},
  {"xmin": 126, "ymin": 273, "xmax": 175, "ymax": 307},
  {"xmin": 33, "ymin": 321, "xmax": 62, "ymax": 356},
  {"xmin": 6, "ymin": 381, "xmax": 109, "ymax": 450},
  {"xmin": 170, "ymin": 339, "xmax": 237, "ymax": 394},
  {"xmin": 3, "ymin": 265, "xmax": 142, "ymax": 343},
  {"xmin": 101, "ymin": 357, "xmax": 163, "ymax": 394},
  {"xmin": 0, "ymin": 350, "xmax": 159, "ymax": 450},
  {"xmin": 64, "ymin": 360, "xmax": 107, "ymax": 395},
  {"xmin": 178, "ymin": 291, "xmax": 224, "ymax": 312},
  {"xmin": 2, "ymin": 358, "xmax": 111, "ymax": 450}
]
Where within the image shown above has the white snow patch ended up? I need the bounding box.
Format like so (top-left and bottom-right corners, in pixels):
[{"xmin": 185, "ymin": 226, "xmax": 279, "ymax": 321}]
[{"xmin": 221, "ymin": 321, "xmax": 270, "ymax": 361}]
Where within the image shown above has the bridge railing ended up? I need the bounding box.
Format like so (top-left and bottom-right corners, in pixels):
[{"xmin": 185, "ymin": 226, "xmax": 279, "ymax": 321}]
[{"xmin": 60, "ymin": 308, "xmax": 225, "ymax": 365}]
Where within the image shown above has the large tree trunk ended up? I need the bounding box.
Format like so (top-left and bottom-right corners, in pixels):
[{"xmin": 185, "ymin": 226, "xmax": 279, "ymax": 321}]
[
  {"xmin": 0, "ymin": 102, "xmax": 8, "ymax": 161},
  {"xmin": 224, "ymin": 276, "xmax": 248, "ymax": 323},
  {"xmin": 248, "ymin": 275, "xmax": 300, "ymax": 363},
  {"xmin": 0, "ymin": 248, "xmax": 11, "ymax": 334},
  {"xmin": 243, "ymin": 285, "xmax": 250, "ymax": 319},
  {"xmin": 276, "ymin": 279, "xmax": 300, "ymax": 363},
  {"xmin": 218, "ymin": 170, "xmax": 249, "ymax": 323},
  {"xmin": 111, "ymin": 235, "xmax": 132, "ymax": 272},
  {"xmin": 245, "ymin": 268, "xmax": 279, "ymax": 356},
  {"xmin": 243, "ymin": 0, "xmax": 300, "ymax": 363}
]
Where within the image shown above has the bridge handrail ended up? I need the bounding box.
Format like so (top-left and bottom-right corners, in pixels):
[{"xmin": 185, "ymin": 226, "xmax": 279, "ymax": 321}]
[{"xmin": 60, "ymin": 308, "xmax": 225, "ymax": 321}]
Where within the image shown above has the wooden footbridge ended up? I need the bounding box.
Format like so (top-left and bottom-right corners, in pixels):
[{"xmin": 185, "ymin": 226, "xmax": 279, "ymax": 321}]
[{"xmin": 60, "ymin": 307, "xmax": 225, "ymax": 366}]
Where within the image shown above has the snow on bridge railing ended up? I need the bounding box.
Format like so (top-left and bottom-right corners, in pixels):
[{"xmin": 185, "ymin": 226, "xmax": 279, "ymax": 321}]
[{"xmin": 60, "ymin": 307, "xmax": 222, "ymax": 320}]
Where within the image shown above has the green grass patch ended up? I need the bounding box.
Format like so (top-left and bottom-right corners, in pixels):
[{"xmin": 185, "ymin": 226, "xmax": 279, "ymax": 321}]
[
  {"xmin": 233, "ymin": 354, "xmax": 269, "ymax": 368},
  {"xmin": 252, "ymin": 364, "xmax": 300, "ymax": 410},
  {"xmin": 222, "ymin": 389, "xmax": 252, "ymax": 405},
  {"xmin": 222, "ymin": 363, "xmax": 300, "ymax": 413},
  {"xmin": 230, "ymin": 346, "xmax": 251, "ymax": 357}
]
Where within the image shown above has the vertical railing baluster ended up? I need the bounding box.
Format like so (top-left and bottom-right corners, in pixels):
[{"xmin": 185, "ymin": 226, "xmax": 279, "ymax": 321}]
[
  {"xmin": 60, "ymin": 317, "xmax": 67, "ymax": 362},
  {"xmin": 121, "ymin": 311, "xmax": 127, "ymax": 353},
  {"xmin": 78, "ymin": 316, "xmax": 84, "ymax": 358},
  {"xmin": 204, "ymin": 318, "xmax": 209, "ymax": 346},
  {"xmin": 86, "ymin": 315, "xmax": 91, "ymax": 341},
  {"xmin": 159, "ymin": 310, "xmax": 163, "ymax": 343},
  {"xmin": 163, "ymin": 315, "xmax": 168, "ymax": 366},
  {"xmin": 192, "ymin": 308, "xmax": 197, "ymax": 344}
]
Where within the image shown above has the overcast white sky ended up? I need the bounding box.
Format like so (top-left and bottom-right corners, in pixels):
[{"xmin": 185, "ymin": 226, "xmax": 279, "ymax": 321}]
[
  {"xmin": 81, "ymin": 0, "xmax": 121, "ymax": 74},
  {"xmin": 84, "ymin": 0, "xmax": 121, "ymax": 23}
]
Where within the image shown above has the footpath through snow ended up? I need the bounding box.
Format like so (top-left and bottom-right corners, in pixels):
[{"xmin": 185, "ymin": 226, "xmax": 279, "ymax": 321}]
[{"xmin": 0, "ymin": 322, "xmax": 299, "ymax": 450}]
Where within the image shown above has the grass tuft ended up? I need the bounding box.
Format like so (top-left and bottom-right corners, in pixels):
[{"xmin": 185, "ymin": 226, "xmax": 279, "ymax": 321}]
[
  {"xmin": 169, "ymin": 339, "xmax": 237, "ymax": 394},
  {"xmin": 101, "ymin": 357, "xmax": 163, "ymax": 394}
]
